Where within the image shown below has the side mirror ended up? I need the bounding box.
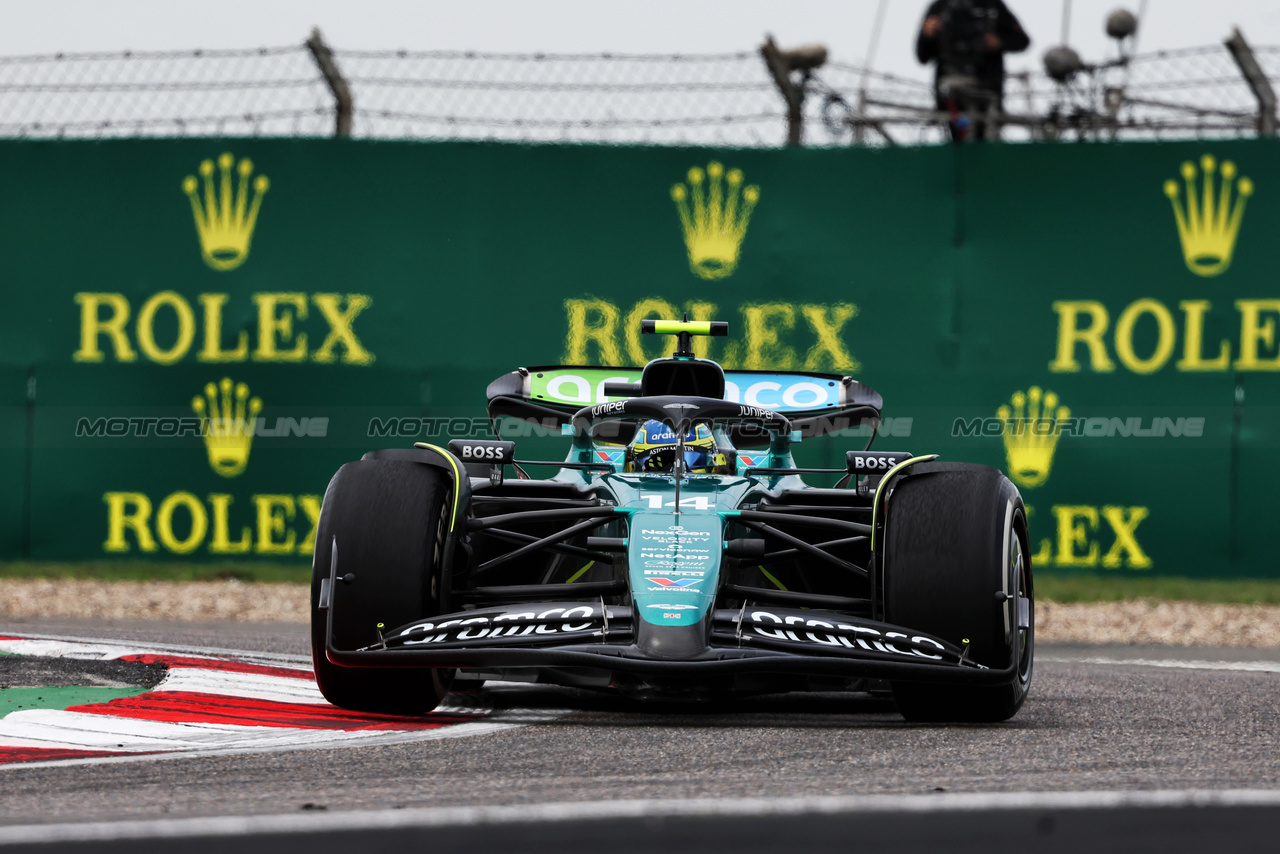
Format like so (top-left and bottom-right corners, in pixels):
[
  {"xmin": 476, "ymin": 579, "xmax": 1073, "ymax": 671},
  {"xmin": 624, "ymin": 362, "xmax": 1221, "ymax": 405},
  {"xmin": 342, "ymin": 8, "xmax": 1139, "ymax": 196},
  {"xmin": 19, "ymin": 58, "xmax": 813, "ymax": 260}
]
[{"xmin": 602, "ymin": 382, "xmax": 642, "ymax": 398}]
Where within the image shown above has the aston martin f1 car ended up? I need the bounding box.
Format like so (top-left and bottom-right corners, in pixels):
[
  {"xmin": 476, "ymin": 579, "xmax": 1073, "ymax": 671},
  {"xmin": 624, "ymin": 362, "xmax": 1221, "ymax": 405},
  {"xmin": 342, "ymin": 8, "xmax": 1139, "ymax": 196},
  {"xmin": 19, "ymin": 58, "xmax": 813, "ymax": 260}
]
[{"xmin": 311, "ymin": 320, "xmax": 1034, "ymax": 722}]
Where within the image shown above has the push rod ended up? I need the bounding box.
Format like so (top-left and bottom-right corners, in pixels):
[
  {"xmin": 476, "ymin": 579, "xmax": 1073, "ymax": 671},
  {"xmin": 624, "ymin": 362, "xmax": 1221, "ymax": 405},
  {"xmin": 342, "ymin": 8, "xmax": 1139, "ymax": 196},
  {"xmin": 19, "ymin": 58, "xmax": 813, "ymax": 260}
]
[
  {"xmin": 761, "ymin": 535, "xmax": 867, "ymax": 563},
  {"xmin": 468, "ymin": 505, "xmax": 620, "ymax": 530},
  {"xmin": 736, "ymin": 519, "xmax": 867, "ymax": 578},
  {"xmin": 471, "ymin": 516, "xmax": 615, "ymax": 577},
  {"xmin": 736, "ymin": 509, "xmax": 871, "ymax": 534},
  {"xmin": 459, "ymin": 581, "xmax": 627, "ymax": 602},
  {"xmin": 485, "ymin": 527, "xmax": 614, "ymax": 563}
]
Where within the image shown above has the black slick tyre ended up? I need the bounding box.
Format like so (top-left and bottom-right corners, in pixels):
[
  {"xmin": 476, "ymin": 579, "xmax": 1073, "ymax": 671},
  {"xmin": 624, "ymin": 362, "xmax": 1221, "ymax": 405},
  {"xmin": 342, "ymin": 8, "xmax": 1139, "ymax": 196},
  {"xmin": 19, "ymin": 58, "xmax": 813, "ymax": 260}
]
[
  {"xmin": 310, "ymin": 459, "xmax": 455, "ymax": 715},
  {"xmin": 882, "ymin": 463, "xmax": 1034, "ymax": 722}
]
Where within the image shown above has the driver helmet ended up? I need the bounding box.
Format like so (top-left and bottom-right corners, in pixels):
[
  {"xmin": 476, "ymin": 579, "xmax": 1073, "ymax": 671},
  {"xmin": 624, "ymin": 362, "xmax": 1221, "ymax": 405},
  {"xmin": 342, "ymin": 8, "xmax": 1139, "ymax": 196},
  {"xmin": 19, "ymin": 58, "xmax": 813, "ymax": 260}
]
[{"xmin": 625, "ymin": 420, "xmax": 730, "ymax": 474}]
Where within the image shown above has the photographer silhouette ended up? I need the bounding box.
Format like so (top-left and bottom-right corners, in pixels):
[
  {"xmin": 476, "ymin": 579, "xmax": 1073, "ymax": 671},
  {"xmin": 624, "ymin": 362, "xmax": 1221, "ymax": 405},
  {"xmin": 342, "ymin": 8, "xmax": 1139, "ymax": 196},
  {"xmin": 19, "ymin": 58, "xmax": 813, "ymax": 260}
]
[{"xmin": 916, "ymin": 0, "xmax": 1029, "ymax": 140}]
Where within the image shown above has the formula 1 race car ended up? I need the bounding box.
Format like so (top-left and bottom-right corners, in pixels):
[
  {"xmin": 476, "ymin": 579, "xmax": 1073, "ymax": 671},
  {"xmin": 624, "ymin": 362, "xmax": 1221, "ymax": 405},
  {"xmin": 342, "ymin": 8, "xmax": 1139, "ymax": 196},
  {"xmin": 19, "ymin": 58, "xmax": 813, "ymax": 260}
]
[{"xmin": 311, "ymin": 320, "xmax": 1034, "ymax": 722}]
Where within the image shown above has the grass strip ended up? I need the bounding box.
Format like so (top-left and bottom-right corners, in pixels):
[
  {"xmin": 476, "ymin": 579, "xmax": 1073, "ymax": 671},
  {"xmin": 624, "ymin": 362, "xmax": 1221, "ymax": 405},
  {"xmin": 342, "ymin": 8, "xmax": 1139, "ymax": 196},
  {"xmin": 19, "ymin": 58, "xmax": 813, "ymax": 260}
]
[
  {"xmin": 0, "ymin": 687, "xmax": 148, "ymax": 717},
  {"xmin": 0, "ymin": 561, "xmax": 309, "ymax": 584},
  {"xmin": 1035, "ymin": 574, "xmax": 1280, "ymax": 606}
]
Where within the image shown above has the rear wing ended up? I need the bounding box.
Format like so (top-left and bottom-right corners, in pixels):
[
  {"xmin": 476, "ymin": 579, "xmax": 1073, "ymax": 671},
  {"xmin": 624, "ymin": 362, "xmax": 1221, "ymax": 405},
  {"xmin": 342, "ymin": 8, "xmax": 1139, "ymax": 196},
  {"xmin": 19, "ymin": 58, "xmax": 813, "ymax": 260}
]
[{"xmin": 486, "ymin": 365, "xmax": 883, "ymax": 442}]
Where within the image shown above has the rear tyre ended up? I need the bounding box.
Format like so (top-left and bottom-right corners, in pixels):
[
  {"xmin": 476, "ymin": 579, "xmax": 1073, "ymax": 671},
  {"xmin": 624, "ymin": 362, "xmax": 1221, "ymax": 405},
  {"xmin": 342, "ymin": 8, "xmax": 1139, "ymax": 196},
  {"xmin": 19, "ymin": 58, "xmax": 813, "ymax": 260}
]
[
  {"xmin": 883, "ymin": 463, "xmax": 1033, "ymax": 723},
  {"xmin": 310, "ymin": 459, "xmax": 455, "ymax": 714}
]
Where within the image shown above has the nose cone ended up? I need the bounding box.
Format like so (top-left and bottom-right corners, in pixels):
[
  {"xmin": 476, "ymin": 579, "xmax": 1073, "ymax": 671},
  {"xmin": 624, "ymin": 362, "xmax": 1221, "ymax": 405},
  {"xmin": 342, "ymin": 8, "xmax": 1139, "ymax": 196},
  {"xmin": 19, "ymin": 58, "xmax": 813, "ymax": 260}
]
[{"xmin": 627, "ymin": 511, "xmax": 721, "ymax": 659}]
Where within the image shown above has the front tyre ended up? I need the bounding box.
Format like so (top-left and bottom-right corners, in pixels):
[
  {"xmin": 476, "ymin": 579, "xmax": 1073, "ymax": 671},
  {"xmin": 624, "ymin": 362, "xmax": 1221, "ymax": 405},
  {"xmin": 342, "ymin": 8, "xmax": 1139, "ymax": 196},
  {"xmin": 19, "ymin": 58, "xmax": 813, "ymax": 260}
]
[
  {"xmin": 883, "ymin": 464, "xmax": 1034, "ymax": 722},
  {"xmin": 310, "ymin": 459, "xmax": 455, "ymax": 715}
]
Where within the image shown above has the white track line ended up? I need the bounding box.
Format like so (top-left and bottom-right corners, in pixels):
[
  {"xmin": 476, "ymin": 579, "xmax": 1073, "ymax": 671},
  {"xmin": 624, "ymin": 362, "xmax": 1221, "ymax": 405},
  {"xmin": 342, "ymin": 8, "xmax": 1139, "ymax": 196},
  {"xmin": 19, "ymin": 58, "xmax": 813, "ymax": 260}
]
[
  {"xmin": 1038, "ymin": 655, "xmax": 1280, "ymax": 673},
  {"xmin": 0, "ymin": 637, "xmax": 310, "ymax": 669},
  {"xmin": 0, "ymin": 711, "xmax": 389, "ymax": 752},
  {"xmin": 2, "ymin": 790, "xmax": 1280, "ymax": 844},
  {"xmin": 0, "ymin": 708, "xmax": 570, "ymax": 771},
  {"xmin": 0, "ymin": 631, "xmax": 310, "ymax": 665}
]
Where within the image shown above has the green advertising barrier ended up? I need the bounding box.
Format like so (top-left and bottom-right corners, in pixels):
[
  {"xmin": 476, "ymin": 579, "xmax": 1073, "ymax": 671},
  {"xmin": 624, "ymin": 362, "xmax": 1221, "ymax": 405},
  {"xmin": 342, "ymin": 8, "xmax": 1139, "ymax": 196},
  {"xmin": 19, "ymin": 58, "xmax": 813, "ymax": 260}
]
[
  {"xmin": 1229, "ymin": 379, "xmax": 1274, "ymax": 576},
  {"xmin": 944, "ymin": 144, "xmax": 1249, "ymax": 577},
  {"xmin": 0, "ymin": 368, "xmax": 29, "ymax": 556},
  {"xmin": 0, "ymin": 137, "xmax": 1275, "ymax": 577}
]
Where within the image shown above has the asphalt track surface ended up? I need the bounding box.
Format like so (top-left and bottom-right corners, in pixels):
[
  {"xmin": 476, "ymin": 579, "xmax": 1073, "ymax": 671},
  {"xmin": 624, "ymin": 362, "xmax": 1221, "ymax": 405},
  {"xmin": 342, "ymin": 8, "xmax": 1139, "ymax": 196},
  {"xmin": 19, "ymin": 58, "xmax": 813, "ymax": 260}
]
[{"xmin": 1, "ymin": 616, "xmax": 1278, "ymax": 853}]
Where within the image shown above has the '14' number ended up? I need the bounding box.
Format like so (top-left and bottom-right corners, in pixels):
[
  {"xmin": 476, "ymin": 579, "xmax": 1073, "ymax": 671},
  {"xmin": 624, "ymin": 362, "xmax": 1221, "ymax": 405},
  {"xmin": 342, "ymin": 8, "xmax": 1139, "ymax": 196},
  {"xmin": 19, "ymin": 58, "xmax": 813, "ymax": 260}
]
[{"xmin": 645, "ymin": 495, "xmax": 710, "ymax": 510}]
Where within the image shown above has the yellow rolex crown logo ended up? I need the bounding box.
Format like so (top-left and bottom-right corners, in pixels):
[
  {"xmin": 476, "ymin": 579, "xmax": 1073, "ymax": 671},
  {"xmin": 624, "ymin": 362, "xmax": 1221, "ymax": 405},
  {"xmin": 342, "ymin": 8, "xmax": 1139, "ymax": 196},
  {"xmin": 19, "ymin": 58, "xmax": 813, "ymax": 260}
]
[
  {"xmin": 183, "ymin": 152, "xmax": 270, "ymax": 272},
  {"xmin": 998, "ymin": 386, "xmax": 1069, "ymax": 489},
  {"xmin": 1163, "ymin": 154, "xmax": 1253, "ymax": 278},
  {"xmin": 671, "ymin": 161, "xmax": 760, "ymax": 280},
  {"xmin": 191, "ymin": 377, "xmax": 262, "ymax": 478}
]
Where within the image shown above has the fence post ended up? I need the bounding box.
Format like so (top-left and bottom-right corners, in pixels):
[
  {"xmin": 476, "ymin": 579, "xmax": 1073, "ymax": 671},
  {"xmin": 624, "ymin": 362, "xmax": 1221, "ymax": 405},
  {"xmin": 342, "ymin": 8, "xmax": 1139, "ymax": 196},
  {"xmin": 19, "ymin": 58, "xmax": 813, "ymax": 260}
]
[
  {"xmin": 760, "ymin": 36, "xmax": 828, "ymax": 147},
  {"xmin": 1224, "ymin": 27, "xmax": 1277, "ymax": 137},
  {"xmin": 306, "ymin": 27, "xmax": 354, "ymax": 138}
]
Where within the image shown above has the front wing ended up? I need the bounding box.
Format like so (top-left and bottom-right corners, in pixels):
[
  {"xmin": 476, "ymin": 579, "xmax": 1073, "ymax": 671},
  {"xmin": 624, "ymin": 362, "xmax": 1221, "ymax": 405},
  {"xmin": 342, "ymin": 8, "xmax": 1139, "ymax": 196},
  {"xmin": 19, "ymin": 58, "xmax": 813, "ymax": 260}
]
[{"xmin": 319, "ymin": 592, "xmax": 1020, "ymax": 686}]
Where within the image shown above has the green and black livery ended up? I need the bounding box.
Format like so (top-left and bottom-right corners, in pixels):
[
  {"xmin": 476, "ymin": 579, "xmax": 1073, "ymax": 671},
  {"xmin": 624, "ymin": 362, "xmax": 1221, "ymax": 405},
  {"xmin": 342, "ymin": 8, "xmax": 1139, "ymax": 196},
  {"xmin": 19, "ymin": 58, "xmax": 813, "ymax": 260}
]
[{"xmin": 312, "ymin": 320, "xmax": 1034, "ymax": 722}]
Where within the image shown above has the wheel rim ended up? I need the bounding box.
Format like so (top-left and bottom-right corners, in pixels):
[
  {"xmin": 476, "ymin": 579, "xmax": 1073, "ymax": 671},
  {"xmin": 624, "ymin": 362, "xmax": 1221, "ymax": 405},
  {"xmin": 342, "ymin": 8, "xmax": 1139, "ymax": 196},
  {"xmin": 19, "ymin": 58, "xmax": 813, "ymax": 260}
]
[
  {"xmin": 1009, "ymin": 524, "xmax": 1034, "ymax": 687},
  {"xmin": 432, "ymin": 489, "xmax": 456, "ymax": 689}
]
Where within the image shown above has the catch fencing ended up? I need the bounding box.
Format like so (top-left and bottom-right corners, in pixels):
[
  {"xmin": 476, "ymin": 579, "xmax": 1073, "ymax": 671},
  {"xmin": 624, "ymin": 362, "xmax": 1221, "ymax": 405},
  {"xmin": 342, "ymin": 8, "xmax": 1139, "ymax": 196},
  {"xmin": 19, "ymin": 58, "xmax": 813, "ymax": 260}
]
[{"xmin": 0, "ymin": 34, "xmax": 1276, "ymax": 146}]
